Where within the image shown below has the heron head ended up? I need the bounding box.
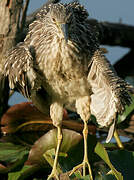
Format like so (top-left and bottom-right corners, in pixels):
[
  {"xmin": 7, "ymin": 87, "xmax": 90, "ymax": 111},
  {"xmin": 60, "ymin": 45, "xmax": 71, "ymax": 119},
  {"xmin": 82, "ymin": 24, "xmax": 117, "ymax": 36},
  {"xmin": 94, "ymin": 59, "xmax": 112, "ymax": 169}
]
[{"xmin": 48, "ymin": 3, "xmax": 74, "ymax": 42}]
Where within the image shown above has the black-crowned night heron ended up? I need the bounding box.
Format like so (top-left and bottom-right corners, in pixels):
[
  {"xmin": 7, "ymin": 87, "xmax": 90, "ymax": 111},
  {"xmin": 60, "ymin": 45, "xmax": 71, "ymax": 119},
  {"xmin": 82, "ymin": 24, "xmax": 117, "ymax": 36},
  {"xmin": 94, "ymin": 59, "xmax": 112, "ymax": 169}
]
[{"xmin": 3, "ymin": 2, "xmax": 131, "ymax": 179}]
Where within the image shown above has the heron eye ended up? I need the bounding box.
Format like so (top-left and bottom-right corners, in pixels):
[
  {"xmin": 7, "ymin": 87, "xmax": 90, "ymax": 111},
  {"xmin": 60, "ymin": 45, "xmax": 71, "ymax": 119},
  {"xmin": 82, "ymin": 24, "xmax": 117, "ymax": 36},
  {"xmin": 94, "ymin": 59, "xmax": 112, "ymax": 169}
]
[{"xmin": 52, "ymin": 17, "xmax": 56, "ymax": 23}]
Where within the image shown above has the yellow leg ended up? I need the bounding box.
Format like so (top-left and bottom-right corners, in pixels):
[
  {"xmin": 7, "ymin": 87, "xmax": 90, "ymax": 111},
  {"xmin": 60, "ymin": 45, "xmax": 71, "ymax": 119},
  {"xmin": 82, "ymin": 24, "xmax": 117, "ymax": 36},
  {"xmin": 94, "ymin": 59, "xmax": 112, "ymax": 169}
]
[
  {"xmin": 47, "ymin": 126, "xmax": 62, "ymax": 180},
  {"xmin": 70, "ymin": 121, "xmax": 93, "ymax": 180},
  {"xmin": 70, "ymin": 96, "xmax": 93, "ymax": 179},
  {"xmin": 83, "ymin": 122, "xmax": 93, "ymax": 178},
  {"xmin": 114, "ymin": 129, "xmax": 124, "ymax": 149}
]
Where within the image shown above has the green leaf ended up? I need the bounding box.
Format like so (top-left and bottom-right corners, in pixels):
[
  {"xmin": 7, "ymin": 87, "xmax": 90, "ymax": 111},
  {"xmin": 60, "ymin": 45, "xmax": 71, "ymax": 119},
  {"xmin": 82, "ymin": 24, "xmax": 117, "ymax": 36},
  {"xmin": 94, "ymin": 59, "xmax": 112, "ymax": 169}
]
[
  {"xmin": 118, "ymin": 95, "xmax": 134, "ymax": 124},
  {"xmin": 0, "ymin": 142, "xmax": 29, "ymax": 173},
  {"xmin": 0, "ymin": 142, "xmax": 29, "ymax": 164},
  {"xmin": 108, "ymin": 150, "xmax": 134, "ymax": 180},
  {"xmin": 8, "ymin": 165, "xmax": 30, "ymax": 180},
  {"xmin": 8, "ymin": 164, "xmax": 41, "ymax": 180},
  {"xmin": 95, "ymin": 142, "xmax": 123, "ymax": 180}
]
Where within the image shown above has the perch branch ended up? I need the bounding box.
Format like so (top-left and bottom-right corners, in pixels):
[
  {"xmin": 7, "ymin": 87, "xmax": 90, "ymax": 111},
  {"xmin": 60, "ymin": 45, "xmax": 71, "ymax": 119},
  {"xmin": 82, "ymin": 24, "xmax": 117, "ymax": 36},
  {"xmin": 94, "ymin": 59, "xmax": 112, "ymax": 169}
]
[
  {"xmin": 86, "ymin": 19, "xmax": 134, "ymax": 48},
  {"xmin": 114, "ymin": 50, "xmax": 134, "ymax": 78},
  {"xmin": 20, "ymin": 0, "xmax": 30, "ymax": 31}
]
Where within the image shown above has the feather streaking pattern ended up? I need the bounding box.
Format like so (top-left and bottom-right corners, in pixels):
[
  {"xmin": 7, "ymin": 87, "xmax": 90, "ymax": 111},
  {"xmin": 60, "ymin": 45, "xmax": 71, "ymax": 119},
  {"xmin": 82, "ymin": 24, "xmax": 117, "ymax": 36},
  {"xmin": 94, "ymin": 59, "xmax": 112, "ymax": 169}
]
[{"xmin": 3, "ymin": 1, "xmax": 132, "ymax": 142}]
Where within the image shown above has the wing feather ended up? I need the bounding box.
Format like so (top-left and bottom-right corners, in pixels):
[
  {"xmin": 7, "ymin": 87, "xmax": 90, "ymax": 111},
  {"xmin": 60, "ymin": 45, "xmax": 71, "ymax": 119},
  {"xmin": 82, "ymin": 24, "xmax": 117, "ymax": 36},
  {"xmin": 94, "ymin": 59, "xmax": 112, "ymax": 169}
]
[
  {"xmin": 4, "ymin": 43, "xmax": 41, "ymax": 99},
  {"xmin": 88, "ymin": 50, "xmax": 131, "ymax": 141}
]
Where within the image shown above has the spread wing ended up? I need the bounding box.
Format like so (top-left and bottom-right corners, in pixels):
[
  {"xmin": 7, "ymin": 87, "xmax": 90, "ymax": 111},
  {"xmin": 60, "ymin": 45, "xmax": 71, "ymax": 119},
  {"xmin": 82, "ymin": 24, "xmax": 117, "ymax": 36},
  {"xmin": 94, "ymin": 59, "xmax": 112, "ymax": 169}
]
[
  {"xmin": 88, "ymin": 50, "xmax": 131, "ymax": 142},
  {"xmin": 4, "ymin": 42, "xmax": 42, "ymax": 99}
]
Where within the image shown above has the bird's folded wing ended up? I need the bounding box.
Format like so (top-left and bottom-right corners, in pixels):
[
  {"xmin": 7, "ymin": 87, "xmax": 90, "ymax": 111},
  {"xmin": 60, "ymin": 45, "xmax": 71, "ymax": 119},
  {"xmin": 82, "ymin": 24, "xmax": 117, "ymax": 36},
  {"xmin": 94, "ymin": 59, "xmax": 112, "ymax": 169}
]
[
  {"xmin": 4, "ymin": 43, "xmax": 41, "ymax": 99},
  {"xmin": 87, "ymin": 50, "xmax": 131, "ymax": 141}
]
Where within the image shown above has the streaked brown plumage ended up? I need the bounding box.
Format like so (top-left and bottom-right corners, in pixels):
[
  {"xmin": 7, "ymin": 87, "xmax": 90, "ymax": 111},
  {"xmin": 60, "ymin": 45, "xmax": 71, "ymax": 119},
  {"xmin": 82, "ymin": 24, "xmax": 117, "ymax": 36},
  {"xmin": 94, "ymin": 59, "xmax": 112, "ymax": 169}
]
[{"xmin": 3, "ymin": 1, "xmax": 131, "ymax": 179}]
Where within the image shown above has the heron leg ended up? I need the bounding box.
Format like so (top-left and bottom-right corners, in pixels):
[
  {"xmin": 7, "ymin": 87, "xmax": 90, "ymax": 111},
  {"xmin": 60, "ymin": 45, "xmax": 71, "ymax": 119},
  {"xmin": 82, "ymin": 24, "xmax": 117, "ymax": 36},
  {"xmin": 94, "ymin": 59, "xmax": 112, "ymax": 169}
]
[
  {"xmin": 70, "ymin": 96, "xmax": 93, "ymax": 179},
  {"xmin": 47, "ymin": 102, "xmax": 63, "ymax": 180},
  {"xmin": 47, "ymin": 126, "xmax": 62, "ymax": 180},
  {"xmin": 114, "ymin": 129, "xmax": 124, "ymax": 149}
]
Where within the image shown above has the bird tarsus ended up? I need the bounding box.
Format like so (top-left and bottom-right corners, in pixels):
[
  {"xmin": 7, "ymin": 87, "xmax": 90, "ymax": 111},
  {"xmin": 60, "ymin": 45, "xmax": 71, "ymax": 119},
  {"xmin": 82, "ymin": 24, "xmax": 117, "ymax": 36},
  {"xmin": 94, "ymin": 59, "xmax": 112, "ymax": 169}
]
[
  {"xmin": 69, "ymin": 122, "xmax": 93, "ymax": 180},
  {"xmin": 47, "ymin": 126, "xmax": 62, "ymax": 180},
  {"xmin": 69, "ymin": 96, "xmax": 93, "ymax": 179}
]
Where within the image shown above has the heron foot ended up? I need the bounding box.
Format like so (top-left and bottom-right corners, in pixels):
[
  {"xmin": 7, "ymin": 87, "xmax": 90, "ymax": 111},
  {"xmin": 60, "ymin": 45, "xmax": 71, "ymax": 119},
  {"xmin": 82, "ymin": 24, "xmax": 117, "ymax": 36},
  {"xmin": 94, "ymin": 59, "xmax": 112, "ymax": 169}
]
[
  {"xmin": 69, "ymin": 159, "xmax": 93, "ymax": 180},
  {"xmin": 47, "ymin": 169, "xmax": 59, "ymax": 180}
]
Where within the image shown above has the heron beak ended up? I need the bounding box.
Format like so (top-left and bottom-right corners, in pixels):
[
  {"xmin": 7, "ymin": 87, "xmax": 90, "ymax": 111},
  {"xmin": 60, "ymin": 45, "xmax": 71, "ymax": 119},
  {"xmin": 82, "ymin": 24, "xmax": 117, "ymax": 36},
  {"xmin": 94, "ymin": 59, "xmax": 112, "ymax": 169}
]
[{"xmin": 60, "ymin": 24, "xmax": 68, "ymax": 43}]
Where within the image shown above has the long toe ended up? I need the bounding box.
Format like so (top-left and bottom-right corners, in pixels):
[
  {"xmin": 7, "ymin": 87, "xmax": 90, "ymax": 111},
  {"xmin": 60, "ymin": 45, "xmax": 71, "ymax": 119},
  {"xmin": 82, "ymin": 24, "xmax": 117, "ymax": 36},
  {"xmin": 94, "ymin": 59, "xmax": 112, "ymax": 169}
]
[
  {"xmin": 47, "ymin": 170, "xmax": 59, "ymax": 180},
  {"xmin": 69, "ymin": 160, "xmax": 93, "ymax": 180}
]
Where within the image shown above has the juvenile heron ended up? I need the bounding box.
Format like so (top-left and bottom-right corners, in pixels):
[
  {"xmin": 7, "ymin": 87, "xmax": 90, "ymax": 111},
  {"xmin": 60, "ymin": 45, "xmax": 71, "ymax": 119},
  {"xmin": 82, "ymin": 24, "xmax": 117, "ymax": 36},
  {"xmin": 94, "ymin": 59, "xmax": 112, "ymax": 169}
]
[{"xmin": 3, "ymin": 2, "xmax": 131, "ymax": 179}]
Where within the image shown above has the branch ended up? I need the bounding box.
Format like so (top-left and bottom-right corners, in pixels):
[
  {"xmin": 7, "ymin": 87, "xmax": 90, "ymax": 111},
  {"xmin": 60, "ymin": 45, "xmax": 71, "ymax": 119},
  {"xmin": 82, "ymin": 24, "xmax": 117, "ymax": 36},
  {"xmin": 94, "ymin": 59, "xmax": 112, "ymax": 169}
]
[
  {"xmin": 0, "ymin": 0, "xmax": 23, "ymax": 117},
  {"xmin": 0, "ymin": 0, "xmax": 23, "ymax": 55},
  {"xmin": 114, "ymin": 50, "xmax": 134, "ymax": 78},
  {"xmin": 20, "ymin": 0, "xmax": 30, "ymax": 32},
  {"xmin": 99, "ymin": 21, "xmax": 134, "ymax": 48},
  {"xmin": 86, "ymin": 19, "xmax": 134, "ymax": 48}
]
